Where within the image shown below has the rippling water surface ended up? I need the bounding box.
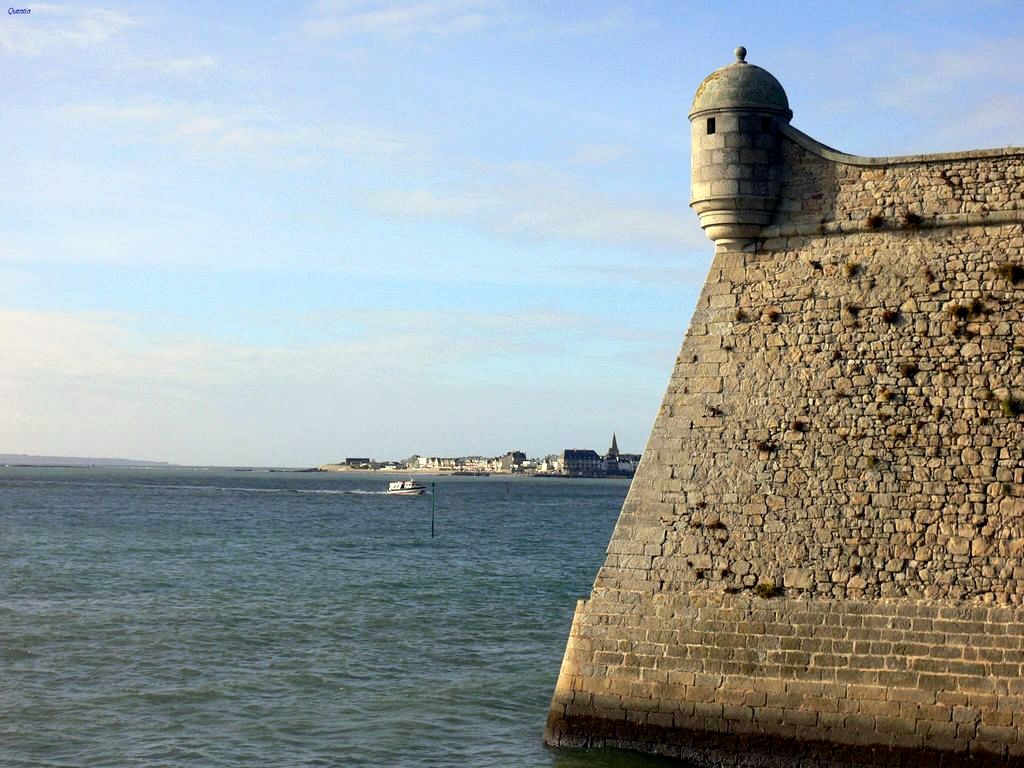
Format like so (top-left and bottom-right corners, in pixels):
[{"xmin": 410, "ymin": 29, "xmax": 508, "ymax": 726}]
[{"xmin": 0, "ymin": 468, "xmax": 682, "ymax": 767}]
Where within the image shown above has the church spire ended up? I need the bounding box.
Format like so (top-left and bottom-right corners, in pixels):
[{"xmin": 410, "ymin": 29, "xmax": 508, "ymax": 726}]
[{"xmin": 608, "ymin": 433, "xmax": 619, "ymax": 458}]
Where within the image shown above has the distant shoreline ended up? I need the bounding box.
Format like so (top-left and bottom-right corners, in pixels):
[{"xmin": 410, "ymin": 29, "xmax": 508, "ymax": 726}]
[
  {"xmin": 0, "ymin": 460, "xmax": 632, "ymax": 479},
  {"xmin": 313, "ymin": 466, "xmax": 631, "ymax": 479},
  {"xmin": 0, "ymin": 454, "xmax": 172, "ymax": 468}
]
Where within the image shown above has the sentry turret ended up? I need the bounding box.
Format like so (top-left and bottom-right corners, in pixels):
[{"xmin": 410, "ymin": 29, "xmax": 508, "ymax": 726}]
[{"xmin": 689, "ymin": 46, "xmax": 791, "ymax": 249}]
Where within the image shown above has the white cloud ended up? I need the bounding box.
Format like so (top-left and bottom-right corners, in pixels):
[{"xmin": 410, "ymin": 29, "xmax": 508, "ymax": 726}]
[
  {"xmin": 497, "ymin": 185, "xmax": 700, "ymax": 248},
  {"xmin": 62, "ymin": 101, "xmax": 431, "ymax": 162},
  {"xmin": 124, "ymin": 54, "xmax": 219, "ymax": 75},
  {"xmin": 362, "ymin": 182, "xmax": 704, "ymax": 250},
  {"xmin": 872, "ymin": 39, "xmax": 1024, "ymax": 148},
  {"xmin": 355, "ymin": 135, "xmax": 699, "ymax": 252},
  {"xmin": 567, "ymin": 143, "xmax": 633, "ymax": 166},
  {"xmin": 872, "ymin": 42, "xmax": 1024, "ymax": 109},
  {"xmin": 552, "ymin": 5, "xmax": 633, "ymax": 36},
  {"xmin": 67, "ymin": 103, "xmax": 178, "ymax": 123},
  {"xmin": 362, "ymin": 188, "xmax": 497, "ymax": 217},
  {"xmin": 0, "ymin": 3, "xmax": 136, "ymax": 56},
  {"xmin": 0, "ymin": 307, "xmax": 445, "ymax": 463},
  {"xmin": 304, "ymin": 0, "xmax": 505, "ymax": 40},
  {"xmin": 56, "ymin": 99, "xmax": 696, "ymax": 254},
  {"xmin": 576, "ymin": 262, "xmax": 710, "ymax": 286},
  {"xmin": 0, "ymin": 306, "xmax": 665, "ymax": 464},
  {"xmin": 938, "ymin": 97, "xmax": 1024, "ymax": 149},
  {"xmin": 790, "ymin": 33, "xmax": 1024, "ymax": 152},
  {"xmin": 300, "ymin": 0, "xmax": 638, "ymax": 43}
]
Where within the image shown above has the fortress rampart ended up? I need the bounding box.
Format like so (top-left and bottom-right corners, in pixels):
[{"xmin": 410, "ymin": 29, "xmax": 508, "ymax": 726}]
[{"xmin": 545, "ymin": 48, "xmax": 1024, "ymax": 766}]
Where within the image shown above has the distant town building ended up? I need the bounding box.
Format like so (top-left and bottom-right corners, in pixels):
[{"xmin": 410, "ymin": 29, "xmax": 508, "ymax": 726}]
[
  {"xmin": 410, "ymin": 451, "xmax": 531, "ymax": 473},
  {"xmin": 561, "ymin": 449, "xmax": 603, "ymax": 477},
  {"xmin": 603, "ymin": 433, "xmax": 640, "ymax": 476},
  {"xmin": 536, "ymin": 454, "xmax": 562, "ymax": 474},
  {"xmin": 499, "ymin": 450, "xmax": 526, "ymax": 472},
  {"xmin": 608, "ymin": 453, "xmax": 640, "ymax": 476},
  {"xmin": 417, "ymin": 456, "xmax": 458, "ymax": 471},
  {"xmin": 557, "ymin": 434, "xmax": 639, "ymax": 478},
  {"xmin": 325, "ymin": 440, "xmax": 635, "ymax": 476}
]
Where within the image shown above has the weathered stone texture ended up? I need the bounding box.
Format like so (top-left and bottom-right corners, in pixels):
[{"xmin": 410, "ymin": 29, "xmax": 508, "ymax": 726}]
[
  {"xmin": 614, "ymin": 217, "xmax": 1024, "ymax": 605},
  {"xmin": 548, "ymin": 595, "xmax": 1024, "ymax": 765},
  {"xmin": 777, "ymin": 130, "xmax": 1024, "ymax": 228},
  {"xmin": 545, "ymin": 73, "xmax": 1024, "ymax": 765}
]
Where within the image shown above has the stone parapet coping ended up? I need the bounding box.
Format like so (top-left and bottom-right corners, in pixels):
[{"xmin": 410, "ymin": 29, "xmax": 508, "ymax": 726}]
[
  {"xmin": 761, "ymin": 207, "xmax": 1024, "ymax": 240},
  {"xmin": 781, "ymin": 123, "xmax": 1024, "ymax": 167}
]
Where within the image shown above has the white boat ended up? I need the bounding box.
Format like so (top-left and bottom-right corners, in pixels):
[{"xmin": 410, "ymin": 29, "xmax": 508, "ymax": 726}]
[{"xmin": 386, "ymin": 480, "xmax": 427, "ymax": 496}]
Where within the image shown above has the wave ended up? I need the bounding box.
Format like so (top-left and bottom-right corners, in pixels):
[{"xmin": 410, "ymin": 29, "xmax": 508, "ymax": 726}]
[{"xmin": 3, "ymin": 478, "xmax": 395, "ymax": 496}]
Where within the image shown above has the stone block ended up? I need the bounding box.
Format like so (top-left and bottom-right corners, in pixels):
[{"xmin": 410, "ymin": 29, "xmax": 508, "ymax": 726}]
[{"xmin": 783, "ymin": 568, "xmax": 814, "ymax": 590}]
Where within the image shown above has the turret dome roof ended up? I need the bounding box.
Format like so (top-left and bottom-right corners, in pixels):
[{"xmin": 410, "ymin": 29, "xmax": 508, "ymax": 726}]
[{"xmin": 690, "ymin": 47, "xmax": 791, "ymax": 119}]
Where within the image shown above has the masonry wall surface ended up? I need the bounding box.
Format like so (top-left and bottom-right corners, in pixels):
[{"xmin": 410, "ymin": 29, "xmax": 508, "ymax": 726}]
[{"xmin": 544, "ymin": 131, "xmax": 1024, "ymax": 765}]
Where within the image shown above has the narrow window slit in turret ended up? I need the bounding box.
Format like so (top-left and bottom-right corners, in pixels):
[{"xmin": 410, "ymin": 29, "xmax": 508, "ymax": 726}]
[{"xmin": 707, "ymin": 117, "xmax": 715, "ymax": 135}]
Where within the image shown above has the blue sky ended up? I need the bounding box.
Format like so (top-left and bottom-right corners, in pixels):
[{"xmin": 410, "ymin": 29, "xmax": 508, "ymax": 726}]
[{"xmin": 3, "ymin": 1, "xmax": 1023, "ymax": 466}]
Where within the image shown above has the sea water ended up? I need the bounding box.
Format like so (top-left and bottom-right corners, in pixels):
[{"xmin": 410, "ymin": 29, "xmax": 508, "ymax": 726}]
[{"xmin": 0, "ymin": 468, "xmax": 684, "ymax": 767}]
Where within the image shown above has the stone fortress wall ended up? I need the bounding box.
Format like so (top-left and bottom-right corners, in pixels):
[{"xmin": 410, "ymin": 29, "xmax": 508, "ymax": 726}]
[{"xmin": 545, "ymin": 48, "xmax": 1024, "ymax": 766}]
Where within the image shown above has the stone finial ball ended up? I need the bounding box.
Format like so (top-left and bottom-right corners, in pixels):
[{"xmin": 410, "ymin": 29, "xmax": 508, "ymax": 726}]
[{"xmin": 735, "ymin": 46, "xmax": 747, "ymax": 62}]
